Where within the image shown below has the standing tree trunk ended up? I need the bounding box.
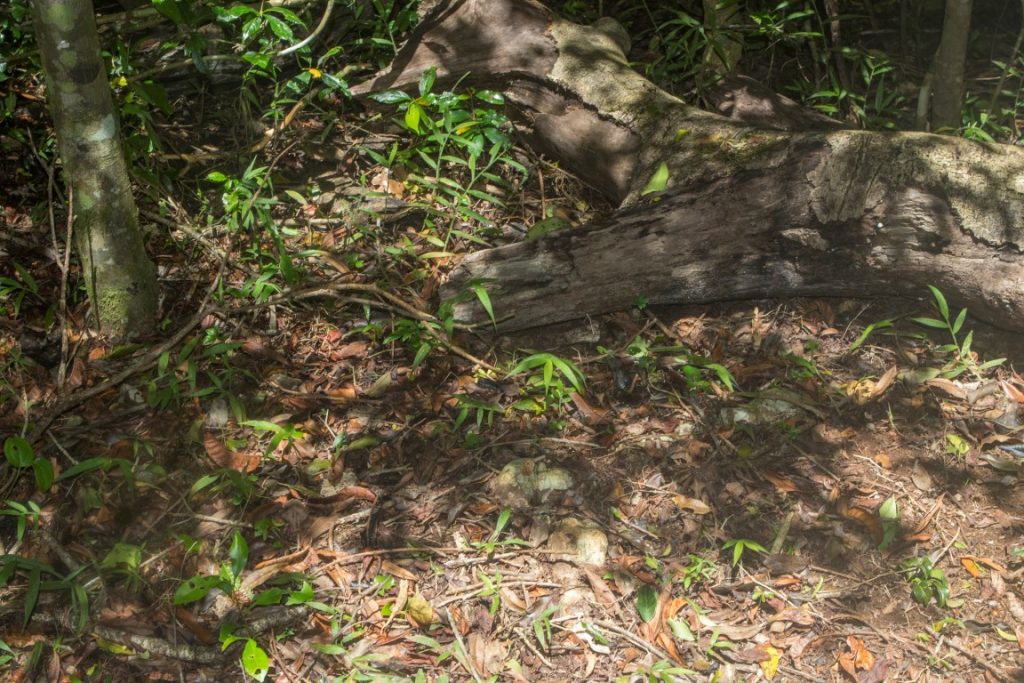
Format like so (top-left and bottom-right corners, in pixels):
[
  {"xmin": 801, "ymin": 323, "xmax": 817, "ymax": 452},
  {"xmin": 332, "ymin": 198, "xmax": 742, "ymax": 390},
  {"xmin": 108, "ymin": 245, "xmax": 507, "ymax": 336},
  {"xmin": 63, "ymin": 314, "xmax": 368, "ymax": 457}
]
[
  {"xmin": 930, "ymin": 0, "xmax": 973, "ymax": 131},
  {"xmin": 31, "ymin": 0, "xmax": 158, "ymax": 338}
]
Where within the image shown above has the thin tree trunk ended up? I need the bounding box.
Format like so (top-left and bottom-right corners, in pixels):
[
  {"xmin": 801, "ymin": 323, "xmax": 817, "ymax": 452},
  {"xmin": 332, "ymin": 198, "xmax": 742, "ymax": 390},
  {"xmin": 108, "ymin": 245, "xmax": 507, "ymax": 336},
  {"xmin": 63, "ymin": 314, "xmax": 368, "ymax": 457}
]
[
  {"xmin": 930, "ymin": 0, "xmax": 973, "ymax": 131},
  {"xmin": 32, "ymin": 0, "xmax": 158, "ymax": 338}
]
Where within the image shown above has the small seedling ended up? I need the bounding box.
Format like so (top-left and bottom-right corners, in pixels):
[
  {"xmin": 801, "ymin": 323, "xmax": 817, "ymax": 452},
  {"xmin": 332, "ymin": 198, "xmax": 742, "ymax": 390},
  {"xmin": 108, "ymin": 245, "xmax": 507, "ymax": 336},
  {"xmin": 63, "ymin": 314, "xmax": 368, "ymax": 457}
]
[{"xmin": 722, "ymin": 538, "xmax": 767, "ymax": 567}]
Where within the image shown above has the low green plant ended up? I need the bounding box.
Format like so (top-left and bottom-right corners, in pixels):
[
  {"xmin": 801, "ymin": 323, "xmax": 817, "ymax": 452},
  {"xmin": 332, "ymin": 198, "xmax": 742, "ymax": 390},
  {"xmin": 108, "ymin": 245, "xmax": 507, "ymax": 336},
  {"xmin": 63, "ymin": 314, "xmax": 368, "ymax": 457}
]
[
  {"xmin": 242, "ymin": 419, "xmax": 305, "ymax": 456},
  {"xmin": 0, "ymin": 555, "xmax": 89, "ymax": 630},
  {"xmin": 0, "ymin": 499, "xmax": 40, "ymax": 543},
  {"xmin": 878, "ymin": 495, "xmax": 899, "ymax": 550},
  {"xmin": 0, "ymin": 263, "xmax": 40, "ymax": 317},
  {"xmin": 508, "ymin": 352, "xmax": 585, "ymax": 415},
  {"xmin": 944, "ymin": 433, "xmax": 970, "ymax": 459},
  {"xmin": 532, "ymin": 603, "xmax": 560, "ymax": 651},
  {"xmin": 902, "ymin": 555, "xmax": 951, "ymax": 608},
  {"xmin": 471, "ymin": 508, "xmax": 529, "ymax": 555},
  {"xmin": 679, "ymin": 553, "xmax": 716, "ymax": 591},
  {"xmin": 722, "ymin": 538, "xmax": 767, "ymax": 567},
  {"xmin": 912, "ymin": 285, "xmax": 1005, "ymax": 379},
  {"xmin": 367, "ymin": 67, "xmax": 527, "ymax": 237},
  {"xmin": 476, "ymin": 569, "xmax": 503, "ymax": 616},
  {"xmin": 451, "ymin": 394, "xmax": 501, "ymax": 432},
  {"xmin": 4, "ymin": 436, "xmax": 53, "ymax": 492}
]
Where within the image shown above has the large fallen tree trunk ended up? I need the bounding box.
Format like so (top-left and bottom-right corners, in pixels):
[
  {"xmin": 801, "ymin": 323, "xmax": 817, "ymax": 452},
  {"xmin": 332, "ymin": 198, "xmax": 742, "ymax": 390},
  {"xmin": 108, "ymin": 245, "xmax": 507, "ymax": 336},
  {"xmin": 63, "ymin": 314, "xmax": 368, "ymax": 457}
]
[{"xmin": 354, "ymin": 0, "xmax": 1024, "ymax": 332}]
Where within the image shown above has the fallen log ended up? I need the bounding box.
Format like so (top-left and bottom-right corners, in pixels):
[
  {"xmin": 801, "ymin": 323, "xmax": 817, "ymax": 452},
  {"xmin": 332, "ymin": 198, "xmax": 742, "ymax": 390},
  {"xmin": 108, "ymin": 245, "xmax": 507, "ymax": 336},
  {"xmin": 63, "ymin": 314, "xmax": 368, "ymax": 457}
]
[{"xmin": 354, "ymin": 0, "xmax": 1024, "ymax": 332}]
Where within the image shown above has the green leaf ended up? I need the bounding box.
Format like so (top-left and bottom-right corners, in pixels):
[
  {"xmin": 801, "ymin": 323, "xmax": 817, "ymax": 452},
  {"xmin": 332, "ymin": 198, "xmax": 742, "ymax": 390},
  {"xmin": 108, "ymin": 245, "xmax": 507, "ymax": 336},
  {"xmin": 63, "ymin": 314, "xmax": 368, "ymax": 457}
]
[
  {"xmin": 229, "ymin": 531, "xmax": 249, "ymax": 581},
  {"xmin": 174, "ymin": 575, "xmax": 227, "ymax": 605},
  {"xmin": 911, "ymin": 317, "xmax": 949, "ymax": 330},
  {"xmin": 636, "ymin": 584, "xmax": 658, "ymax": 622},
  {"xmin": 242, "ymin": 639, "xmax": 270, "ymax": 681},
  {"xmin": 469, "ymin": 282, "xmax": 496, "ymax": 327},
  {"xmin": 667, "ymin": 617, "xmax": 695, "ymax": 642},
  {"xmin": 405, "ymin": 101, "xmax": 423, "ymax": 133},
  {"xmin": 251, "ymin": 587, "xmax": 287, "ymax": 606},
  {"xmin": 412, "ymin": 342, "xmax": 432, "ymax": 370},
  {"xmin": 418, "ymin": 67, "xmax": 436, "ymax": 97},
  {"xmin": 951, "ymin": 307, "xmax": 967, "ymax": 335},
  {"xmin": 475, "ymin": 90, "xmax": 505, "ymax": 104},
  {"xmin": 878, "ymin": 496, "xmax": 898, "ymax": 521},
  {"xmin": 23, "ymin": 565, "xmax": 40, "ymax": 628},
  {"xmin": 29, "ymin": 457, "xmax": 54, "ymax": 491},
  {"xmin": 369, "ymin": 90, "xmax": 412, "ymax": 105},
  {"xmin": 4, "ymin": 436, "xmax": 34, "ymax": 468},
  {"xmin": 151, "ymin": 0, "xmax": 183, "ymax": 24},
  {"xmin": 640, "ymin": 162, "xmax": 670, "ymax": 196},
  {"xmin": 242, "ymin": 420, "xmax": 284, "ymax": 434},
  {"xmin": 265, "ymin": 14, "xmax": 293, "ymax": 40},
  {"xmin": 927, "ymin": 285, "xmax": 949, "ymax": 321}
]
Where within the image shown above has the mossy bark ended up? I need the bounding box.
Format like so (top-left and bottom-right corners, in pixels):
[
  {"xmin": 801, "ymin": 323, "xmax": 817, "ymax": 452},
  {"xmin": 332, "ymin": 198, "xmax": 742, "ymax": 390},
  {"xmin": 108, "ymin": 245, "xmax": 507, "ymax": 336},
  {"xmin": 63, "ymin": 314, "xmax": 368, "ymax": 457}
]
[
  {"xmin": 32, "ymin": 0, "xmax": 158, "ymax": 338},
  {"xmin": 355, "ymin": 0, "xmax": 1024, "ymax": 332}
]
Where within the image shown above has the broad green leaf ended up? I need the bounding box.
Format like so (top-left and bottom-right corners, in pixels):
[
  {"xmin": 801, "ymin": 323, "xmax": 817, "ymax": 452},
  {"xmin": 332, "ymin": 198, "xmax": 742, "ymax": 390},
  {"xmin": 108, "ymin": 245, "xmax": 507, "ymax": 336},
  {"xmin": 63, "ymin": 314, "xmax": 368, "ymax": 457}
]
[
  {"xmin": 667, "ymin": 617, "xmax": 695, "ymax": 642},
  {"xmin": 640, "ymin": 162, "xmax": 670, "ymax": 196},
  {"xmin": 4, "ymin": 436, "xmax": 33, "ymax": 468},
  {"xmin": 405, "ymin": 101, "xmax": 423, "ymax": 133},
  {"xmin": 265, "ymin": 14, "xmax": 293, "ymax": 41},
  {"xmin": 636, "ymin": 584, "xmax": 658, "ymax": 622},
  {"xmin": 418, "ymin": 67, "xmax": 436, "ymax": 97},
  {"xmin": 475, "ymin": 90, "xmax": 504, "ymax": 104},
  {"xmin": 526, "ymin": 216, "xmax": 571, "ymax": 240},
  {"xmin": 242, "ymin": 420, "xmax": 284, "ymax": 434},
  {"xmin": 174, "ymin": 575, "xmax": 227, "ymax": 605},
  {"xmin": 370, "ymin": 90, "xmax": 412, "ymax": 105},
  {"xmin": 878, "ymin": 496, "xmax": 898, "ymax": 521},
  {"xmin": 229, "ymin": 531, "xmax": 249, "ymax": 581},
  {"xmin": 242, "ymin": 639, "xmax": 270, "ymax": 681}
]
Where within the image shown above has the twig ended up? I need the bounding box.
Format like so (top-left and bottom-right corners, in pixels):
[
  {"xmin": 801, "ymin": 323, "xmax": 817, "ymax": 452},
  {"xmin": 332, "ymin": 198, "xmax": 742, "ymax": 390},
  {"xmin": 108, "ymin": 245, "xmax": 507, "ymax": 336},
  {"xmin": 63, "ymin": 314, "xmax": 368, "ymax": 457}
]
[
  {"xmin": 278, "ymin": 0, "xmax": 335, "ymax": 56},
  {"xmin": 446, "ymin": 607, "xmax": 483, "ymax": 683},
  {"xmin": 590, "ymin": 619, "xmax": 675, "ymax": 663}
]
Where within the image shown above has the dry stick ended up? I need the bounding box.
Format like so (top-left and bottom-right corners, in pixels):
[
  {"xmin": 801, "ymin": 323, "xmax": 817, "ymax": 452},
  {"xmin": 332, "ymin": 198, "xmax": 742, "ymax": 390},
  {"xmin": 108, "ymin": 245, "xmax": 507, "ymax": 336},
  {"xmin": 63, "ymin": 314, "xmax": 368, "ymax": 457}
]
[
  {"xmin": 278, "ymin": 0, "xmax": 335, "ymax": 56},
  {"xmin": 446, "ymin": 606, "xmax": 484, "ymax": 683}
]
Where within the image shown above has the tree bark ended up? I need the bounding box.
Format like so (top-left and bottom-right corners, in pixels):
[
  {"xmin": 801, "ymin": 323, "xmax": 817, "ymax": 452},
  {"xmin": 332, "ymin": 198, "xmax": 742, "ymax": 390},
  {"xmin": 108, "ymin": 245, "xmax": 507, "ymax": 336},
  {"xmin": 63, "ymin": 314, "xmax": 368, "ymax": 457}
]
[
  {"xmin": 32, "ymin": 0, "xmax": 158, "ymax": 338},
  {"xmin": 354, "ymin": 0, "xmax": 1024, "ymax": 333},
  {"xmin": 930, "ymin": 0, "xmax": 973, "ymax": 131}
]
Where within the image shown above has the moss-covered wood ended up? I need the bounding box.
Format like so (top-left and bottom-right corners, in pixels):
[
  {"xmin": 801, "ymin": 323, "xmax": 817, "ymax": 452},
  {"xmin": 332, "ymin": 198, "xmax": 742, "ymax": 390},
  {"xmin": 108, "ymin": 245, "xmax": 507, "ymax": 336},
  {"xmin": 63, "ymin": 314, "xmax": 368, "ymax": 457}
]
[
  {"xmin": 354, "ymin": 0, "xmax": 1024, "ymax": 333},
  {"xmin": 32, "ymin": 0, "xmax": 157, "ymax": 338}
]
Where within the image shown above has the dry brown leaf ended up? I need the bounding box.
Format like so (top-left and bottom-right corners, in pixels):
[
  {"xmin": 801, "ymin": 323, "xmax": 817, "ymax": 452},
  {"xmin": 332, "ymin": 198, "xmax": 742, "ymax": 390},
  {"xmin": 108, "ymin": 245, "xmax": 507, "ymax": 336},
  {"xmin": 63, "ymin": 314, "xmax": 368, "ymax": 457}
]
[
  {"xmin": 571, "ymin": 391, "xmax": 608, "ymax": 423},
  {"xmin": 671, "ymin": 495, "xmax": 711, "ymax": 514},
  {"xmin": 203, "ymin": 432, "xmax": 260, "ymax": 473},
  {"xmin": 962, "ymin": 555, "xmax": 1006, "ymax": 573},
  {"xmin": 841, "ymin": 505, "xmax": 883, "ymax": 545},
  {"xmin": 381, "ymin": 560, "xmax": 418, "ymax": 582},
  {"xmin": 1002, "ymin": 380, "xmax": 1024, "ymax": 404},
  {"xmin": 763, "ymin": 472, "xmax": 799, "ymax": 493},
  {"xmin": 910, "ymin": 461, "xmax": 933, "ymax": 491},
  {"xmin": 865, "ymin": 365, "xmax": 898, "ymax": 401},
  {"xmin": 960, "ymin": 557, "xmax": 983, "ymax": 578},
  {"xmin": 331, "ymin": 341, "xmax": 368, "ymax": 361},
  {"xmin": 873, "ymin": 452, "xmax": 892, "ymax": 469},
  {"xmin": 467, "ymin": 633, "xmax": 507, "ymax": 678},
  {"xmin": 582, "ymin": 566, "xmax": 624, "ymax": 618}
]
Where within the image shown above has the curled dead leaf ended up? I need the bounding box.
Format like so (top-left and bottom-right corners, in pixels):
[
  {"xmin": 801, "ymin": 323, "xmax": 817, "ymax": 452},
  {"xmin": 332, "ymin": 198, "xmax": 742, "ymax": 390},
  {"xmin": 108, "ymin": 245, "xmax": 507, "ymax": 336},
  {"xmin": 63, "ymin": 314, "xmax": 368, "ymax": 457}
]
[{"xmin": 671, "ymin": 494, "xmax": 711, "ymax": 515}]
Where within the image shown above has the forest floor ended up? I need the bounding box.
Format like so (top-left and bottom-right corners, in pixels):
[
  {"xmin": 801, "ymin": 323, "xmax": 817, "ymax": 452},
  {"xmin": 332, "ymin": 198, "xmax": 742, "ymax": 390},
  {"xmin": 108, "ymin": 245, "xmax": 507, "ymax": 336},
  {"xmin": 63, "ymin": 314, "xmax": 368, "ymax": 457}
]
[{"xmin": 2, "ymin": 66, "xmax": 1024, "ymax": 683}]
